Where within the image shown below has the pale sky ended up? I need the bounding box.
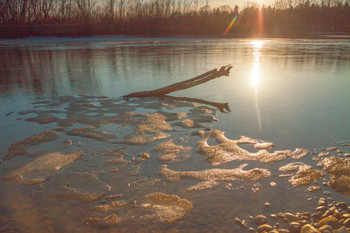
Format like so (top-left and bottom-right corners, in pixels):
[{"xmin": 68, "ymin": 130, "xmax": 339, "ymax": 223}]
[{"xmin": 210, "ymin": 0, "xmax": 276, "ymax": 8}]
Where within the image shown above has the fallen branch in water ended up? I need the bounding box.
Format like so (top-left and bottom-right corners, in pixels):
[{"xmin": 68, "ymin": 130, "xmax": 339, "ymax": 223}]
[
  {"xmin": 163, "ymin": 95, "xmax": 231, "ymax": 113},
  {"xmin": 123, "ymin": 65, "xmax": 232, "ymax": 98}
]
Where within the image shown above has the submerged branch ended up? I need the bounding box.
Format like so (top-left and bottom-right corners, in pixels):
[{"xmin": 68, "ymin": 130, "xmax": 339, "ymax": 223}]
[{"xmin": 164, "ymin": 95, "xmax": 231, "ymax": 113}]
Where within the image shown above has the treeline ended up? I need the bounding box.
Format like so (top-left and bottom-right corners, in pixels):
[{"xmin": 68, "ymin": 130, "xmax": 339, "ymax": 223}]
[{"xmin": 0, "ymin": 0, "xmax": 349, "ymax": 38}]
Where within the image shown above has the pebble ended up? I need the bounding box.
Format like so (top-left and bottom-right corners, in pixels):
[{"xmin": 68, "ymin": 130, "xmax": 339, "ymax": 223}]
[
  {"xmin": 316, "ymin": 206, "xmax": 328, "ymax": 212},
  {"xmin": 274, "ymin": 222, "xmax": 280, "ymax": 229},
  {"xmin": 336, "ymin": 202, "xmax": 348, "ymax": 210},
  {"xmin": 317, "ymin": 216, "xmax": 341, "ymax": 229},
  {"xmin": 308, "ymin": 186, "xmax": 321, "ymax": 192},
  {"xmin": 343, "ymin": 218, "xmax": 350, "ymax": 227},
  {"xmin": 247, "ymin": 227, "xmax": 255, "ymax": 233},
  {"xmin": 254, "ymin": 215, "xmax": 268, "ymax": 225},
  {"xmin": 234, "ymin": 217, "xmax": 246, "ymax": 227},
  {"xmin": 288, "ymin": 222, "xmax": 301, "ymax": 233},
  {"xmin": 278, "ymin": 229, "xmax": 290, "ymax": 233},
  {"xmin": 336, "ymin": 226, "xmax": 348, "ymax": 233},
  {"xmin": 64, "ymin": 139, "xmax": 73, "ymax": 145},
  {"xmin": 311, "ymin": 213, "xmax": 322, "ymax": 220},
  {"xmin": 300, "ymin": 224, "xmax": 321, "ymax": 233},
  {"xmin": 318, "ymin": 225, "xmax": 334, "ymax": 232},
  {"xmin": 139, "ymin": 153, "xmax": 150, "ymax": 160},
  {"xmin": 257, "ymin": 224, "xmax": 273, "ymax": 232},
  {"xmin": 264, "ymin": 202, "xmax": 270, "ymax": 207},
  {"xmin": 285, "ymin": 213, "xmax": 299, "ymax": 221},
  {"xmin": 318, "ymin": 198, "xmax": 328, "ymax": 206},
  {"xmin": 333, "ymin": 209, "xmax": 342, "ymax": 219}
]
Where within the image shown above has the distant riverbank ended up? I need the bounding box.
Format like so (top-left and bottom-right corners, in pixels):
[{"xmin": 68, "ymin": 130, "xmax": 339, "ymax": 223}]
[{"xmin": 1, "ymin": 24, "xmax": 349, "ymax": 39}]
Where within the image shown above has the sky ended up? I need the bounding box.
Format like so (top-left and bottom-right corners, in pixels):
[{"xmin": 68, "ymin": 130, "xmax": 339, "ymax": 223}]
[{"xmin": 210, "ymin": 0, "xmax": 276, "ymax": 7}]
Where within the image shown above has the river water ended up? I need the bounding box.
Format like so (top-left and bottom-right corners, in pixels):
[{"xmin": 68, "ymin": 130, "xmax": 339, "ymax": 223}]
[{"xmin": 0, "ymin": 36, "xmax": 349, "ymax": 232}]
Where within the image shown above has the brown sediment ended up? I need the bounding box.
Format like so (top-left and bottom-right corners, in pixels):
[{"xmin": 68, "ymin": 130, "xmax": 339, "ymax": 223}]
[
  {"xmin": 153, "ymin": 139, "xmax": 190, "ymax": 163},
  {"xmin": 197, "ymin": 130, "xmax": 308, "ymax": 166},
  {"xmin": 25, "ymin": 113, "xmax": 59, "ymax": 124},
  {"xmin": 5, "ymin": 130, "xmax": 60, "ymax": 160},
  {"xmin": 318, "ymin": 156, "xmax": 350, "ymax": 194},
  {"xmin": 51, "ymin": 172, "xmax": 111, "ymax": 202},
  {"xmin": 5, "ymin": 151, "xmax": 84, "ymax": 184},
  {"xmin": 102, "ymin": 158, "xmax": 130, "ymax": 173},
  {"xmin": 186, "ymin": 180, "xmax": 219, "ymax": 191},
  {"xmin": 141, "ymin": 192, "xmax": 193, "ymax": 223},
  {"xmin": 161, "ymin": 164, "xmax": 271, "ymax": 182},
  {"xmin": 279, "ymin": 162, "xmax": 325, "ymax": 187},
  {"xmin": 63, "ymin": 185, "xmax": 111, "ymax": 202},
  {"xmin": 129, "ymin": 178, "xmax": 161, "ymax": 190},
  {"xmin": 67, "ymin": 127, "xmax": 115, "ymax": 141}
]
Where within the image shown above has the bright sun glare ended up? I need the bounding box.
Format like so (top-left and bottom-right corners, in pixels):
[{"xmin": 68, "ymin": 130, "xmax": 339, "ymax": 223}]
[
  {"xmin": 250, "ymin": 40, "xmax": 265, "ymax": 131},
  {"xmin": 251, "ymin": 40, "xmax": 264, "ymax": 49},
  {"xmin": 250, "ymin": 40, "xmax": 265, "ymax": 88}
]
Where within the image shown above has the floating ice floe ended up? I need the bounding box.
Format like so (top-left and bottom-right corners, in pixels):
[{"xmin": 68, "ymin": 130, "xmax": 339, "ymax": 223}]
[
  {"xmin": 4, "ymin": 151, "xmax": 83, "ymax": 184},
  {"xmin": 279, "ymin": 162, "xmax": 325, "ymax": 187},
  {"xmin": 197, "ymin": 129, "xmax": 308, "ymax": 166},
  {"xmin": 161, "ymin": 163, "xmax": 271, "ymax": 182}
]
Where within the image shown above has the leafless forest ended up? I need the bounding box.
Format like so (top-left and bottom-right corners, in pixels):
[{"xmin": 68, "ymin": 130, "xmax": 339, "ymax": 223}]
[{"xmin": 0, "ymin": 0, "xmax": 349, "ymax": 37}]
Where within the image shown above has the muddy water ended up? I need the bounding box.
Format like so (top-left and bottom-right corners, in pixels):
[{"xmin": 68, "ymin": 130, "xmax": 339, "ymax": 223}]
[{"xmin": 0, "ymin": 37, "xmax": 350, "ymax": 232}]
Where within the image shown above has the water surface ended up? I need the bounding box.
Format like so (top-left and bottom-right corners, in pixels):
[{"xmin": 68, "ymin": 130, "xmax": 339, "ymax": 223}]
[{"xmin": 0, "ymin": 36, "xmax": 350, "ymax": 232}]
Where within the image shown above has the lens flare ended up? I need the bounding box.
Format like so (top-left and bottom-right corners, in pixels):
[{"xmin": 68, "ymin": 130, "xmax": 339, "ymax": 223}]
[{"xmin": 224, "ymin": 15, "xmax": 238, "ymax": 35}]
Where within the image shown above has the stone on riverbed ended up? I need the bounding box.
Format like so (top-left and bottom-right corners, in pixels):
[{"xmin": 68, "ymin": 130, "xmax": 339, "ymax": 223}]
[
  {"xmin": 300, "ymin": 224, "xmax": 321, "ymax": 233},
  {"xmin": 254, "ymin": 215, "xmax": 268, "ymax": 225},
  {"xmin": 317, "ymin": 216, "xmax": 341, "ymax": 229}
]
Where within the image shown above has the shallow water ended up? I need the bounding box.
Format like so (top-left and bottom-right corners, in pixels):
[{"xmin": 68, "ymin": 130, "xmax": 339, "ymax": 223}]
[{"xmin": 0, "ymin": 36, "xmax": 350, "ymax": 232}]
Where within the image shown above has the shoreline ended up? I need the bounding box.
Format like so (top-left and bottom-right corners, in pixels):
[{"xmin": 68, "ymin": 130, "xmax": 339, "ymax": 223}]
[{"xmin": 1, "ymin": 25, "xmax": 350, "ymax": 40}]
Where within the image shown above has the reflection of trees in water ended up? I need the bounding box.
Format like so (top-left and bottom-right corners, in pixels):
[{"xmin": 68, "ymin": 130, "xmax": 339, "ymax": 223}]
[{"xmin": 0, "ymin": 42, "xmax": 349, "ymax": 97}]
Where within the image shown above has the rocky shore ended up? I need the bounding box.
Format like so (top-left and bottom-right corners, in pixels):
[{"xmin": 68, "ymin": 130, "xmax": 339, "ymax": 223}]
[{"xmin": 235, "ymin": 199, "xmax": 350, "ymax": 233}]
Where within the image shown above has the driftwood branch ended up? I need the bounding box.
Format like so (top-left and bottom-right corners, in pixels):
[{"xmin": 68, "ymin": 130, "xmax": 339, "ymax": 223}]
[{"xmin": 123, "ymin": 65, "xmax": 232, "ymax": 98}]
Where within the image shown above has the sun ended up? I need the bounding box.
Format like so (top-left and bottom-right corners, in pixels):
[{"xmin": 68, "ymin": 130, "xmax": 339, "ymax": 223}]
[{"xmin": 251, "ymin": 40, "xmax": 264, "ymax": 48}]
